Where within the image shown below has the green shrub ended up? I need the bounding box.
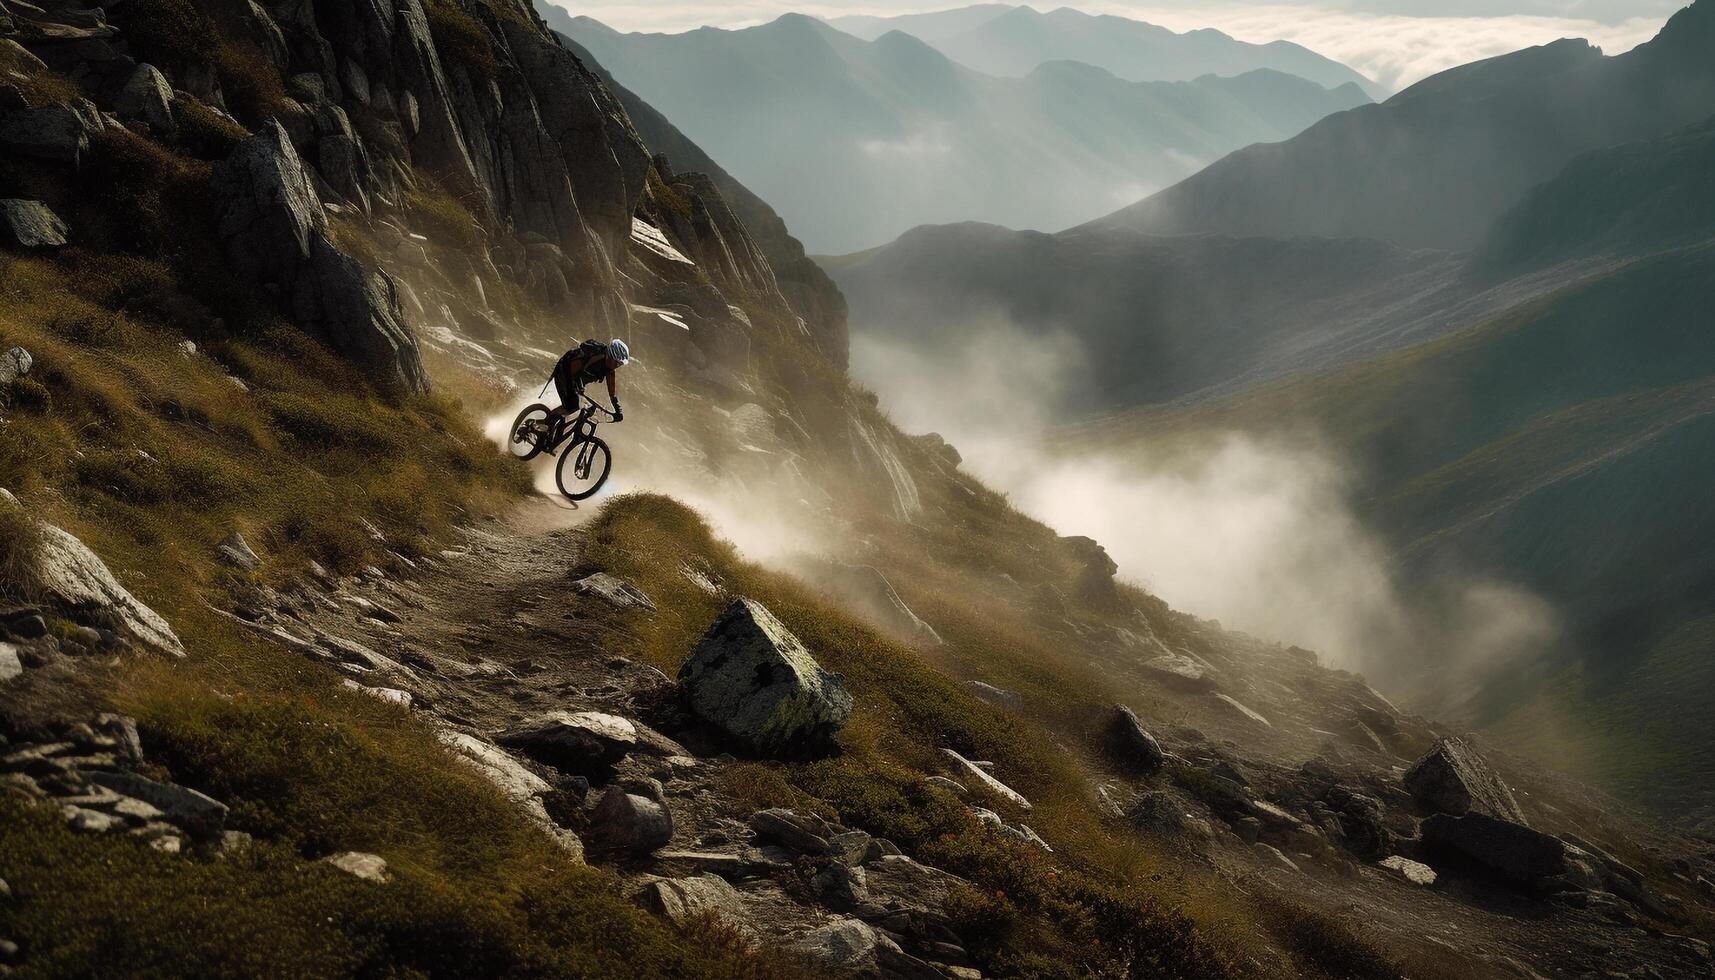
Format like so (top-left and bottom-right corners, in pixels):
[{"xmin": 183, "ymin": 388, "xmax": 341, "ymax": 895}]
[{"xmin": 422, "ymin": 0, "xmax": 498, "ymax": 74}]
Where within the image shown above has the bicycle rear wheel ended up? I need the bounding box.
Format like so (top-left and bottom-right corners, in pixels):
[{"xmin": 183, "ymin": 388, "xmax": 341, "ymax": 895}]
[
  {"xmin": 556, "ymin": 436, "xmax": 612, "ymax": 501},
  {"xmin": 508, "ymin": 403, "xmax": 552, "ymax": 461}
]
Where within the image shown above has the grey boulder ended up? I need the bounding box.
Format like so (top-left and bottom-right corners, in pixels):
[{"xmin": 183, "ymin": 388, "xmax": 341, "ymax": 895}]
[
  {"xmin": 115, "ymin": 64, "xmax": 175, "ymax": 138},
  {"xmin": 499, "ymin": 711, "xmax": 637, "ymax": 778},
  {"xmin": 1404, "ymin": 736, "xmax": 1527, "ymax": 824},
  {"xmin": 1420, "ymin": 812, "xmax": 1587, "ymax": 888},
  {"xmin": 587, "ymin": 784, "xmax": 673, "ymax": 856},
  {"xmin": 792, "ymin": 919, "xmax": 942, "ymax": 980},
  {"xmin": 216, "ymin": 531, "xmax": 262, "ymax": 571},
  {"xmin": 678, "ymin": 597, "xmax": 851, "ymax": 756},
  {"xmin": 1, "ymin": 201, "xmax": 67, "ymax": 249},
  {"xmin": 1107, "ymin": 705, "xmax": 1166, "ymax": 774},
  {"xmin": 0, "ymin": 90, "xmax": 105, "ymax": 167}
]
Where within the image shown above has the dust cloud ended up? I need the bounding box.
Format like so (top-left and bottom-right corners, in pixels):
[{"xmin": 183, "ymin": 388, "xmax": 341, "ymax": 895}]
[{"xmin": 850, "ymin": 323, "xmax": 1559, "ymax": 706}]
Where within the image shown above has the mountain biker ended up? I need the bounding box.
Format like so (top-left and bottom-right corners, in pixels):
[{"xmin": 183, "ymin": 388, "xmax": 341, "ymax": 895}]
[{"xmin": 547, "ymin": 338, "xmax": 629, "ymax": 427}]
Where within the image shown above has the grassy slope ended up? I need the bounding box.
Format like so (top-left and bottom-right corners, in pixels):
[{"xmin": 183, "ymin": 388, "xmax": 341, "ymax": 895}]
[
  {"xmin": 579, "ymin": 495, "xmax": 1453, "ymax": 980},
  {"xmin": 0, "ymin": 29, "xmax": 812, "ymax": 979}
]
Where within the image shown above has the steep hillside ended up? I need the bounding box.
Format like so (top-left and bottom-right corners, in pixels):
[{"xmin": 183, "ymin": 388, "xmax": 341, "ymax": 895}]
[
  {"xmin": 829, "ymin": 3, "xmax": 1384, "ymax": 98},
  {"xmin": 1094, "ymin": 0, "xmax": 1715, "ymax": 250},
  {"xmin": 1475, "ymin": 114, "xmax": 1715, "ymax": 274},
  {"xmin": 562, "ymin": 13, "xmax": 1369, "ymax": 253},
  {"xmin": 3, "ymin": 2, "xmax": 1714, "ymax": 978},
  {"xmin": 1083, "ymin": 232, "xmax": 1715, "ymax": 818},
  {"xmin": 829, "ymin": 221, "xmax": 1484, "ymax": 411}
]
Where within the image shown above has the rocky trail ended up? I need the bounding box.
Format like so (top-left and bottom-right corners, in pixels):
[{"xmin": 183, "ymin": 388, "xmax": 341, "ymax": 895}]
[{"xmin": 5, "ymin": 488, "xmax": 1715, "ymax": 979}]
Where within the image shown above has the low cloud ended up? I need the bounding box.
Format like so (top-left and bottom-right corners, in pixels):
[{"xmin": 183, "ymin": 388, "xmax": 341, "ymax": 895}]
[{"xmin": 852, "ymin": 321, "xmax": 1559, "ymax": 706}]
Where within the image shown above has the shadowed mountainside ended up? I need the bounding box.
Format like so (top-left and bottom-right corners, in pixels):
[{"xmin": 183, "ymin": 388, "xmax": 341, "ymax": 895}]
[{"xmin": 1093, "ymin": 0, "xmax": 1715, "ymax": 250}]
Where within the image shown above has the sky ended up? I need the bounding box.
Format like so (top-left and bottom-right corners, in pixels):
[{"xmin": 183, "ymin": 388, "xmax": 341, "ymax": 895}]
[{"xmin": 545, "ymin": 0, "xmax": 1679, "ymax": 89}]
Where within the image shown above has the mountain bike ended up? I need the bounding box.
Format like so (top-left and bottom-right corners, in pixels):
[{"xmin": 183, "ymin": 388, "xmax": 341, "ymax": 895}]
[{"xmin": 507, "ymin": 395, "xmax": 617, "ymax": 501}]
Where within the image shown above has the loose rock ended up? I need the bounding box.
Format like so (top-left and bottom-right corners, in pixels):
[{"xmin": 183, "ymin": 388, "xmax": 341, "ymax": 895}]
[
  {"xmin": 499, "ymin": 711, "xmax": 638, "ymax": 778},
  {"xmin": 678, "ymin": 598, "xmax": 852, "ymax": 756},
  {"xmin": 1107, "ymin": 705, "xmax": 1166, "ymax": 774},
  {"xmin": 1404, "ymin": 736, "xmax": 1527, "ymax": 824},
  {"xmin": 324, "ymin": 851, "xmax": 389, "ymax": 882},
  {"xmin": 0, "ymin": 200, "xmax": 66, "ymax": 249},
  {"xmin": 588, "ymin": 786, "xmax": 673, "ymax": 856}
]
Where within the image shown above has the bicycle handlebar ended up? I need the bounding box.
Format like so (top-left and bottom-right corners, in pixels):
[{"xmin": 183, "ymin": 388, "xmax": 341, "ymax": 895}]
[{"xmin": 577, "ymin": 395, "xmax": 619, "ymax": 420}]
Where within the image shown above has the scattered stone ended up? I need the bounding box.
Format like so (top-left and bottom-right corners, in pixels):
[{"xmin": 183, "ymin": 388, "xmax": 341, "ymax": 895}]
[
  {"xmin": 499, "ymin": 711, "xmax": 637, "ymax": 778},
  {"xmin": 1324, "ymin": 786, "xmax": 1392, "ymax": 860},
  {"xmin": 864, "ymin": 837, "xmax": 903, "ymax": 863},
  {"xmin": 1143, "ymin": 653, "xmax": 1214, "ymax": 689},
  {"xmin": 339, "ymin": 680, "xmax": 412, "ymax": 707},
  {"xmin": 962, "ymin": 680, "xmax": 1021, "ymax": 710},
  {"xmin": 1256, "ymin": 843, "xmax": 1302, "ymax": 873},
  {"xmin": 748, "ymin": 808, "xmax": 834, "ymax": 856},
  {"xmin": 639, "ymin": 874, "xmax": 753, "ymax": 936},
  {"xmin": 1107, "ymin": 705, "xmax": 1166, "ymax": 773},
  {"xmin": 88, "ymin": 771, "xmax": 227, "ymax": 841},
  {"xmin": 1380, "ymin": 855, "xmax": 1438, "ymax": 886},
  {"xmin": 437, "ymin": 730, "xmax": 551, "ymax": 802},
  {"xmin": 62, "ymin": 804, "xmax": 120, "ymax": 833},
  {"xmin": 0, "ymin": 200, "xmax": 65, "ymax": 250},
  {"xmin": 0, "ymin": 644, "xmax": 20, "ymax": 683},
  {"xmin": 115, "ymin": 63, "xmax": 175, "ymax": 137},
  {"xmin": 678, "ymin": 598, "xmax": 852, "ymax": 756},
  {"xmin": 324, "ymin": 851, "xmax": 389, "ymax": 882},
  {"xmin": 572, "ymin": 572, "xmax": 656, "ymax": 611},
  {"xmin": 793, "ymin": 919, "xmax": 942, "ymax": 980},
  {"xmin": 588, "ymin": 786, "xmax": 673, "ymax": 856},
  {"xmin": 1127, "ymin": 790, "xmax": 1212, "ymax": 840},
  {"xmin": 1404, "ymin": 736, "xmax": 1527, "ymax": 824},
  {"xmin": 828, "ymin": 829, "xmax": 874, "ymax": 866},
  {"xmin": 942, "ymin": 749, "xmax": 1030, "ymax": 810},
  {"xmin": 108, "ymin": 796, "xmax": 165, "ymax": 824},
  {"xmin": 1210, "ymin": 693, "xmax": 1271, "ymax": 727},
  {"xmin": 215, "ymin": 531, "xmax": 262, "ymax": 571},
  {"xmin": 811, "ymin": 860, "xmax": 869, "ymax": 909}
]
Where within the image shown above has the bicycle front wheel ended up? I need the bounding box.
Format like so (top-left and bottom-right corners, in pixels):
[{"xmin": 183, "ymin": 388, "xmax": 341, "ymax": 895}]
[{"xmin": 556, "ymin": 436, "xmax": 612, "ymax": 501}]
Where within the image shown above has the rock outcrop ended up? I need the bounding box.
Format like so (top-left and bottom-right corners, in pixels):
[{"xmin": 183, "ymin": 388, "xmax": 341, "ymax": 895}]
[
  {"xmin": 210, "ymin": 122, "xmax": 428, "ymax": 394},
  {"xmin": 678, "ymin": 598, "xmax": 852, "ymax": 756},
  {"xmin": 499, "ymin": 711, "xmax": 638, "ymax": 779},
  {"xmin": 1404, "ymin": 736, "xmax": 1527, "ymax": 824}
]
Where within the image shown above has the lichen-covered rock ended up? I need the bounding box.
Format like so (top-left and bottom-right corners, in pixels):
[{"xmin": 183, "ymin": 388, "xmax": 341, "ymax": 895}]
[
  {"xmin": 1404, "ymin": 736, "xmax": 1527, "ymax": 824},
  {"xmin": 0, "ymin": 346, "xmax": 34, "ymax": 384},
  {"xmin": 678, "ymin": 597, "xmax": 851, "ymax": 756},
  {"xmin": 0, "ymin": 200, "xmax": 67, "ymax": 250}
]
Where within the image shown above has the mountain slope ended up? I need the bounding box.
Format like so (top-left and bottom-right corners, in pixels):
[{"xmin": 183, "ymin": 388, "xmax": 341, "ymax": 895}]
[
  {"xmin": 1094, "ymin": 0, "xmax": 1715, "ymax": 250},
  {"xmin": 562, "ymin": 14, "xmax": 1369, "ymax": 253},
  {"xmin": 830, "ymin": 3, "xmax": 1385, "ymax": 98}
]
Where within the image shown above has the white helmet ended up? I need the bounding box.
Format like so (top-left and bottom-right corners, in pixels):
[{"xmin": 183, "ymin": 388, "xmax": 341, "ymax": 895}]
[{"xmin": 608, "ymin": 338, "xmax": 632, "ymax": 365}]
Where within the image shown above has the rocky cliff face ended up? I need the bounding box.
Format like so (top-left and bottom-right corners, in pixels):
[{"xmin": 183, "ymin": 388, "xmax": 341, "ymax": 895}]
[{"xmin": 1, "ymin": 0, "xmax": 811, "ymax": 394}]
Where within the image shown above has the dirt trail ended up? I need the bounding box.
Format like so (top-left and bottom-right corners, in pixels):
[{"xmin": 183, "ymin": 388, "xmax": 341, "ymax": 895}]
[{"xmin": 242, "ymin": 496, "xmax": 1715, "ymax": 980}]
